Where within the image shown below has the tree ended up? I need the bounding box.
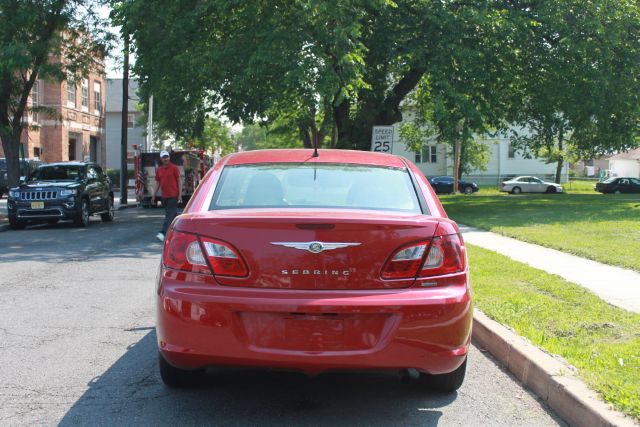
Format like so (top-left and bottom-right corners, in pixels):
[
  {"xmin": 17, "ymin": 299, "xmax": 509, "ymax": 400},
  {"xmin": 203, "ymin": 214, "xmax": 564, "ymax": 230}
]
[
  {"xmin": 189, "ymin": 117, "xmax": 237, "ymax": 156},
  {"xmin": 235, "ymin": 121, "xmax": 303, "ymax": 151},
  {"xmin": 116, "ymin": 0, "xmax": 540, "ymax": 150},
  {"xmin": 0, "ymin": 0, "xmax": 110, "ymax": 188},
  {"xmin": 508, "ymin": 0, "xmax": 640, "ymax": 183},
  {"xmin": 120, "ymin": 0, "xmax": 640, "ymax": 159}
]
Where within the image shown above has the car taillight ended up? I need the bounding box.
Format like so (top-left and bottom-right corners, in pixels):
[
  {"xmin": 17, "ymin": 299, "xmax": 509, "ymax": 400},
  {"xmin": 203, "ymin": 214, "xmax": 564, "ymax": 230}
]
[
  {"xmin": 419, "ymin": 233, "xmax": 465, "ymax": 277},
  {"xmin": 163, "ymin": 230, "xmax": 248, "ymax": 277},
  {"xmin": 381, "ymin": 223, "xmax": 466, "ymax": 280},
  {"xmin": 163, "ymin": 230, "xmax": 210, "ymax": 274},
  {"xmin": 200, "ymin": 237, "xmax": 248, "ymax": 277},
  {"xmin": 381, "ymin": 241, "xmax": 428, "ymax": 279}
]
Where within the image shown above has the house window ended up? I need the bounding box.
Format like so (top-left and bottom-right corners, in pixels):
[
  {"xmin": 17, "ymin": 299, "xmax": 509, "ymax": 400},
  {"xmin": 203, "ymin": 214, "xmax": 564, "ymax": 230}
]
[
  {"xmin": 415, "ymin": 146, "xmax": 437, "ymax": 163},
  {"xmin": 81, "ymin": 79, "xmax": 89, "ymax": 111},
  {"xmin": 67, "ymin": 77, "xmax": 76, "ymax": 108},
  {"xmin": 31, "ymin": 80, "xmax": 40, "ymax": 123},
  {"xmin": 127, "ymin": 113, "xmax": 135, "ymax": 128},
  {"xmin": 508, "ymin": 143, "xmax": 516, "ymax": 159},
  {"xmin": 34, "ymin": 147, "xmax": 41, "ymax": 158},
  {"xmin": 93, "ymin": 81, "xmax": 102, "ymax": 114}
]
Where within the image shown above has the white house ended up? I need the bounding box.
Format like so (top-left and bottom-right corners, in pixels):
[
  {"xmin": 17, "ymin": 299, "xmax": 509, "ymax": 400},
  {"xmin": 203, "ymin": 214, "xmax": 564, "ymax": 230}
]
[
  {"xmin": 386, "ymin": 123, "xmax": 569, "ymax": 185},
  {"xmin": 105, "ymin": 78, "xmax": 146, "ymax": 170},
  {"xmin": 608, "ymin": 148, "xmax": 640, "ymax": 178}
]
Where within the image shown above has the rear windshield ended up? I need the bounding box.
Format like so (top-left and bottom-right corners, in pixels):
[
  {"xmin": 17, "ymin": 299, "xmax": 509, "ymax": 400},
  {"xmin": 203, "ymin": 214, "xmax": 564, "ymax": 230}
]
[
  {"xmin": 30, "ymin": 165, "xmax": 85, "ymax": 182},
  {"xmin": 210, "ymin": 163, "xmax": 423, "ymax": 214}
]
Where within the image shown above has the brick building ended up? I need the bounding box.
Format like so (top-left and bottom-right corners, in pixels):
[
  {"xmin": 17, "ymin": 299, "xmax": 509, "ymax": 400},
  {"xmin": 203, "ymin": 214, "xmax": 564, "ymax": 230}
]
[{"xmin": 0, "ymin": 59, "xmax": 107, "ymax": 166}]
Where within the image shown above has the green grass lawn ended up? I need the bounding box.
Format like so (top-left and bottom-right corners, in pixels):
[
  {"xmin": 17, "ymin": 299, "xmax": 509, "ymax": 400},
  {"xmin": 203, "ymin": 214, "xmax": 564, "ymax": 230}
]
[
  {"xmin": 440, "ymin": 188, "xmax": 640, "ymax": 271},
  {"xmin": 564, "ymin": 179, "xmax": 601, "ymax": 194},
  {"xmin": 468, "ymin": 244, "xmax": 640, "ymax": 420}
]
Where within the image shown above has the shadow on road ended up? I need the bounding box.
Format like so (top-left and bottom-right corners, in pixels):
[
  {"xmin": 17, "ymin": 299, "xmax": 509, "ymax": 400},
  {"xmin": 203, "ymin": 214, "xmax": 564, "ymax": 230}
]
[{"xmin": 59, "ymin": 329, "xmax": 456, "ymax": 426}]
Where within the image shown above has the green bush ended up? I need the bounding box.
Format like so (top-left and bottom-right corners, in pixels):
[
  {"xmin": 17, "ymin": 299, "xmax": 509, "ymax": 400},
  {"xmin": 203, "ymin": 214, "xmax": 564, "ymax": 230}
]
[{"xmin": 106, "ymin": 168, "xmax": 135, "ymax": 188}]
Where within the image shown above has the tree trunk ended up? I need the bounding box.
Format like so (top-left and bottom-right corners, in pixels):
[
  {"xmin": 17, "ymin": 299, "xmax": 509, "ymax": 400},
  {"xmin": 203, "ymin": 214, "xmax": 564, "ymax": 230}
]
[
  {"xmin": 334, "ymin": 65, "xmax": 427, "ymax": 151},
  {"xmin": 120, "ymin": 33, "xmax": 130, "ymax": 205},
  {"xmin": 555, "ymin": 128, "xmax": 564, "ymax": 184},
  {"xmin": 299, "ymin": 125, "xmax": 312, "ymax": 149},
  {"xmin": 453, "ymin": 139, "xmax": 462, "ymax": 193},
  {"xmin": 458, "ymin": 141, "xmax": 466, "ymax": 181},
  {"xmin": 330, "ymin": 120, "xmax": 338, "ymax": 148},
  {"xmin": 1, "ymin": 129, "xmax": 22, "ymax": 189}
]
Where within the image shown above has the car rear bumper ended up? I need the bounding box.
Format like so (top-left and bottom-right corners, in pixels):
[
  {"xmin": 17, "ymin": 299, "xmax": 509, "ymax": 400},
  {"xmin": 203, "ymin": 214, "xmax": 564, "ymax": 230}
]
[{"xmin": 157, "ymin": 268, "xmax": 472, "ymax": 375}]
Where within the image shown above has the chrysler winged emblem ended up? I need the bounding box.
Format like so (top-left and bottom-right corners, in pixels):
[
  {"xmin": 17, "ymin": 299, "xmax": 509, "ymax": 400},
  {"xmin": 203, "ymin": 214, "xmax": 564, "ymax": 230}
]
[{"xmin": 270, "ymin": 241, "xmax": 361, "ymax": 254}]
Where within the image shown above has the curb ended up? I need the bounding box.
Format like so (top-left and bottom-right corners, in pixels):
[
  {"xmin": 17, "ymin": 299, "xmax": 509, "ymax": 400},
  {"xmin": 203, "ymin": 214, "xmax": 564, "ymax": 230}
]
[{"xmin": 473, "ymin": 309, "xmax": 634, "ymax": 427}]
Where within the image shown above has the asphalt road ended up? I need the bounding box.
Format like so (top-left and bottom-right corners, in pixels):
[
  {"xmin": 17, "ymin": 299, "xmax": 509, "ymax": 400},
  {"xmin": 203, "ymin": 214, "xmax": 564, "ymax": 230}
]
[{"xmin": 0, "ymin": 208, "xmax": 564, "ymax": 426}]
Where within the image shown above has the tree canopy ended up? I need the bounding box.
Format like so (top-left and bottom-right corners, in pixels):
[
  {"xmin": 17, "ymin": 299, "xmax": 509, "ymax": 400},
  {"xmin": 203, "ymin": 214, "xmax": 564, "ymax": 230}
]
[
  {"xmin": 506, "ymin": 0, "xmax": 640, "ymax": 181},
  {"xmin": 0, "ymin": 0, "xmax": 110, "ymax": 187},
  {"xmin": 118, "ymin": 0, "xmax": 640, "ymax": 160}
]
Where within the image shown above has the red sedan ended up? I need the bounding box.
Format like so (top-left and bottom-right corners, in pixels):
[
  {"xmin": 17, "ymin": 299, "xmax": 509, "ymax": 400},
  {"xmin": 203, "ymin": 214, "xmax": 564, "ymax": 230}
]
[{"xmin": 156, "ymin": 149, "xmax": 472, "ymax": 392}]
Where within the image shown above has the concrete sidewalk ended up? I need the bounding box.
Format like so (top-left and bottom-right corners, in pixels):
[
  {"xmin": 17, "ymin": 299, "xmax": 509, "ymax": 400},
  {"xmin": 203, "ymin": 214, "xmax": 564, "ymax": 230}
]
[
  {"xmin": 113, "ymin": 190, "xmax": 139, "ymax": 210},
  {"xmin": 460, "ymin": 225, "xmax": 640, "ymax": 313}
]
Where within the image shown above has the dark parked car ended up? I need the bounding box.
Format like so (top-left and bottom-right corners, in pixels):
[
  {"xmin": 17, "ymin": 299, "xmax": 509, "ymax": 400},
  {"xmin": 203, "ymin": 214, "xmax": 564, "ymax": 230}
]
[
  {"xmin": 0, "ymin": 158, "xmax": 42, "ymax": 198},
  {"xmin": 595, "ymin": 177, "xmax": 640, "ymax": 194},
  {"xmin": 6, "ymin": 162, "xmax": 114, "ymax": 229},
  {"xmin": 428, "ymin": 176, "xmax": 479, "ymax": 194}
]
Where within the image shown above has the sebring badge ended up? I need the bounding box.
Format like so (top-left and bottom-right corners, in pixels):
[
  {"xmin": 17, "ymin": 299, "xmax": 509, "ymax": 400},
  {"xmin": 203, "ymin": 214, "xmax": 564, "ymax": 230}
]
[{"xmin": 270, "ymin": 241, "xmax": 361, "ymax": 254}]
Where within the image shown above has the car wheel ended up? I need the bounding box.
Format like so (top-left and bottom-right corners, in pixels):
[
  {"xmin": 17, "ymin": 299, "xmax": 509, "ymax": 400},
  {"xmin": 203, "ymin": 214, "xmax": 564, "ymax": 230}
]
[
  {"xmin": 419, "ymin": 357, "xmax": 467, "ymax": 393},
  {"xmin": 101, "ymin": 197, "xmax": 114, "ymax": 222},
  {"xmin": 8, "ymin": 215, "xmax": 26, "ymax": 230},
  {"xmin": 546, "ymin": 186, "xmax": 557, "ymax": 194},
  {"xmin": 614, "ymin": 189, "xmax": 621, "ymax": 195},
  {"xmin": 74, "ymin": 198, "xmax": 90, "ymax": 227},
  {"xmin": 462, "ymin": 186, "xmax": 473, "ymax": 195},
  {"xmin": 511, "ymin": 186, "xmax": 522, "ymax": 195},
  {"xmin": 158, "ymin": 352, "xmax": 203, "ymax": 388}
]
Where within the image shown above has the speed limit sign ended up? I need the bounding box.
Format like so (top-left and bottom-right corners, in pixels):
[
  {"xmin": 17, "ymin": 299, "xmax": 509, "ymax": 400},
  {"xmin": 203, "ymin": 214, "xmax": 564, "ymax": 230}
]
[{"xmin": 371, "ymin": 126, "xmax": 394, "ymax": 153}]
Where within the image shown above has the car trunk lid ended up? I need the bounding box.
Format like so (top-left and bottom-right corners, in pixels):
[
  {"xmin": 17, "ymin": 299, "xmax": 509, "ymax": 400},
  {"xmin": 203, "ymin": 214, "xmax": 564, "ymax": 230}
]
[{"xmin": 175, "ymin": 209, "xmax": 440, "ymax": 290}]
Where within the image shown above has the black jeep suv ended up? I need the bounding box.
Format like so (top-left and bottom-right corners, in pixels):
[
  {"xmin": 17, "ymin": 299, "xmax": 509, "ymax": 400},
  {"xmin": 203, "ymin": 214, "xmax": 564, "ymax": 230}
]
[{"xmin": 6, "ymin": 162, "xmax": 114, "ymax": 229}]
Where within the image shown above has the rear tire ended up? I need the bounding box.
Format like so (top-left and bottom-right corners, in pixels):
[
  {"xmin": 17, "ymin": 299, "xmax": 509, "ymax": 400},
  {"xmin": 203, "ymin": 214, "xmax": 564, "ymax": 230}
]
[
  {"xmin": 158, "ymin": 352, "xmax": 203, "ymax": 388},
  {"xmin": 419, "ymin": 358, "xmax": 467, "ymax": 393},
  {"xmin": 511, "ymin": 186, "xmax": 522, "ymax": 195},
  {"xmin": 546, "ymin": 186, "xmax": 557, "ymax": 194},
  {"xmin": 462, "ymin": 186, "xmax": 473, "ymax": 195},
  {"xmin": 9, "ymin": 215, "xmax": 26, "ymax": 230}
]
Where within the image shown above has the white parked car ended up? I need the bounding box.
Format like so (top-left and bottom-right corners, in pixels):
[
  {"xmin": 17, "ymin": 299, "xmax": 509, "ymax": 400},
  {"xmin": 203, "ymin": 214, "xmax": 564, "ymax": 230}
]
[{"xmin": 500, "ymin": 176, "xmax": 564, "ymax": 194}]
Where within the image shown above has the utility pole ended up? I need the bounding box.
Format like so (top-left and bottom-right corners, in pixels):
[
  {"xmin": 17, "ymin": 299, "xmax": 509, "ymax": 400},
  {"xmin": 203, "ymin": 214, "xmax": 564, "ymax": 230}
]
[
  {"xmin": 147, "ymin": 95, "xmax": 153, "ymax": 149},
  {"xmin": 119, "ymin": 32, "xmax": 130, "ymax": 205}
]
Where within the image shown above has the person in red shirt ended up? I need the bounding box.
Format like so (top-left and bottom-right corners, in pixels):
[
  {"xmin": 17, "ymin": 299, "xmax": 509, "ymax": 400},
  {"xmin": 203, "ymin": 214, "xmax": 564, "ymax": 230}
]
[{"xmin": 152, "ymin": 151, "xmax": 182, "ymax": 241}]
